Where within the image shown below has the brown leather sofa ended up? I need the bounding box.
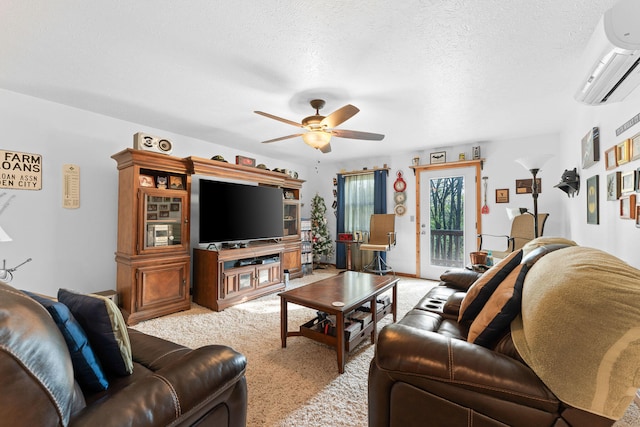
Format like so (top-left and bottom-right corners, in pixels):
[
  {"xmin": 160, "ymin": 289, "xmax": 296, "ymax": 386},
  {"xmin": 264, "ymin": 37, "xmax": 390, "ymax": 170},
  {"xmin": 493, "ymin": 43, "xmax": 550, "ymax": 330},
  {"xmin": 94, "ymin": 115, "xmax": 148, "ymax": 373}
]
[
  {"xmin": 0, "ymin": 281, "xmax": 247, "ymax": 427},
  {"xmin": 368, "ymin": 247, "xmax": 619, "ymax": 427}
]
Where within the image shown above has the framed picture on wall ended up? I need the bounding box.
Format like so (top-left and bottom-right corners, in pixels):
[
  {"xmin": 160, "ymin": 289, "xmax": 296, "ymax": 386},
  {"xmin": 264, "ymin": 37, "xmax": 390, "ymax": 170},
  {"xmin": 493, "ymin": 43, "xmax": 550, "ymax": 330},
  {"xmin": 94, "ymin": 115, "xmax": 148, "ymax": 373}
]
[
  {"xmin": 632, "ymin": 132, "xmax": 640, "ymax": 161},
  {"xmin": 605, "ymin": 147, "xmax": 617, "ymax": 170},
  {"xmin": 617, "ymin": 139, "xmax": 631, "ymax": 166},
  {"xmin": 587, "ymin": 175, "xmax": 599, "ymax": 225},
  {"xmin": 495, "ymin": 189, "xmax": 509, "ymax": 203},
  {"xmin": 581, "ymin": 127, "xmax": 600, "ymax": 169},
  {"xmin": 606, "ymin": 172, "xmax": 622, "ymax": 201},
  {"xmin": 621, "ymin": 171, "xmax": 635, "ymax": 194},
  {"xmin": 619, "ymin": 194, "xmax": 636, "ymax": 219}
]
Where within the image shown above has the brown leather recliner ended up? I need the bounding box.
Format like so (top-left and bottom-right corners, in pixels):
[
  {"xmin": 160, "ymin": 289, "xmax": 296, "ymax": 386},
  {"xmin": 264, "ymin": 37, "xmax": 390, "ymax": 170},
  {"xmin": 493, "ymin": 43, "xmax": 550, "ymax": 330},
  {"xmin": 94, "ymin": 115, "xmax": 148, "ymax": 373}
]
[
  {"xmin": 368, "ymin": 252, "xmax": 618, "ymax": 427},
  {"xmin": 0, "ymin": 281, "xmax": 247, "ymax": 427}
]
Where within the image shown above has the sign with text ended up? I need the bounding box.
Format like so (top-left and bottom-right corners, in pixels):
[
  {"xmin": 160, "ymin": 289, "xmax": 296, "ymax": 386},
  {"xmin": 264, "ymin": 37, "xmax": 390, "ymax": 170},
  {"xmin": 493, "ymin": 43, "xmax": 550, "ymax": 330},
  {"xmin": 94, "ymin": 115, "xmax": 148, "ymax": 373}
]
[{"xmin": 0, "ymin": 150, "xmax": 42, "ymax": 190}]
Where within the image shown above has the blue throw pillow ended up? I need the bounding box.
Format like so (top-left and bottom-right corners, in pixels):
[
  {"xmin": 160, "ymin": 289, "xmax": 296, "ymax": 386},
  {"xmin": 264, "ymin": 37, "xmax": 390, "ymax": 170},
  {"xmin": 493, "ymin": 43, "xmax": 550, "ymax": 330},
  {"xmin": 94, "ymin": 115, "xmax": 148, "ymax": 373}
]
[
  {"xmin": 58, "ymin": 289, "xmax": 133, "ymax": 376},
  {"xmin": 23, "ymin": 291, "xmax": 109, "ymax": 392}
]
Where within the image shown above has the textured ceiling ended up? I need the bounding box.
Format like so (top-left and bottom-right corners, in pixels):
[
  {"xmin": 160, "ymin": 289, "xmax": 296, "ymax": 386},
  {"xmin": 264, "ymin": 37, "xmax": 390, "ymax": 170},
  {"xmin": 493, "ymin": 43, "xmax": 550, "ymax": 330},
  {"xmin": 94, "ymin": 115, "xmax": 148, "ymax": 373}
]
[{"xmin": 0, "ymin": 0, "xmax": 618, "ymax": 162}]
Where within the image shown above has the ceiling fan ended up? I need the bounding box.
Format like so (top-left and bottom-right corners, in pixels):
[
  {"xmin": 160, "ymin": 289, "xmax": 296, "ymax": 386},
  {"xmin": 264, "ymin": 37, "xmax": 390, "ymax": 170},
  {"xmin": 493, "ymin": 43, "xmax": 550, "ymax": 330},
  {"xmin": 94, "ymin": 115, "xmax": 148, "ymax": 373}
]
[{"xmin": 254, "ymin": 99, "xmax": 384, "ymax": 153}]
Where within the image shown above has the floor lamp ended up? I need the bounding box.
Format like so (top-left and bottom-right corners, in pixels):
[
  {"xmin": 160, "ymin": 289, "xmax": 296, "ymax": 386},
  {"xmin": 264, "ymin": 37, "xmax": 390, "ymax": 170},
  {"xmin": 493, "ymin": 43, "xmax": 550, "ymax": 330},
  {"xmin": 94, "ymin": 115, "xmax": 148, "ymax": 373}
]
[{"xmin": 515, "ymin": 155, "xmax": 552, "ymax": 238}]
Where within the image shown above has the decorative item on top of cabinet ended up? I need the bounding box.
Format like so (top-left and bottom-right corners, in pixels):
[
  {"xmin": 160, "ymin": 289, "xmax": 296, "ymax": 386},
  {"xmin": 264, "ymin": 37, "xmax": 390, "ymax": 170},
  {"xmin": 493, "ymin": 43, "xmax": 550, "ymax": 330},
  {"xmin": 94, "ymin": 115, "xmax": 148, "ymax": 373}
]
[{"xmin": 112, "ymin": 148, "xmax": 191, "ymax": 325}]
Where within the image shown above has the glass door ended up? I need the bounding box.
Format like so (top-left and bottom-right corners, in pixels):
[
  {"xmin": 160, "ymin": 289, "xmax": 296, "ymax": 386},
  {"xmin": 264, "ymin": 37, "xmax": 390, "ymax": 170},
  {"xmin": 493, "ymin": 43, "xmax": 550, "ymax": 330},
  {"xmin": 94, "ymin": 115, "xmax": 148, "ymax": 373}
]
[
  {"xmin": 419, "ymin": 166, "xmax": 478, "ymax": 279},
  {"xmin": 139, "ymin": 188, "xmax": 188, "ymax": 254}
]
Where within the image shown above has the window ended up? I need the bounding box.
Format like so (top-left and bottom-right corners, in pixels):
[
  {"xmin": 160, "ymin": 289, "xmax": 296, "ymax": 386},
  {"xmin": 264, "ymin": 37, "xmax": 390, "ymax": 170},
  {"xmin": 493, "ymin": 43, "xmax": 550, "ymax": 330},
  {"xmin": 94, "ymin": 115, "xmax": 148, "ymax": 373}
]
[{"xmin": 344, "ymin": 174, "xmax": 375, "ymax": 233}]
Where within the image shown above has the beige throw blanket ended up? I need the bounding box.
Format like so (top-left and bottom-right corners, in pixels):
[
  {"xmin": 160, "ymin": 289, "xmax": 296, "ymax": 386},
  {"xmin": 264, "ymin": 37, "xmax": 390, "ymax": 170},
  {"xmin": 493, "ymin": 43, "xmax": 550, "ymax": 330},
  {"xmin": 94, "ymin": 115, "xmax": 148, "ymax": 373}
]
[{"xmin": 511, "ymin": 246, "xmax": 640, "ymax": 420}]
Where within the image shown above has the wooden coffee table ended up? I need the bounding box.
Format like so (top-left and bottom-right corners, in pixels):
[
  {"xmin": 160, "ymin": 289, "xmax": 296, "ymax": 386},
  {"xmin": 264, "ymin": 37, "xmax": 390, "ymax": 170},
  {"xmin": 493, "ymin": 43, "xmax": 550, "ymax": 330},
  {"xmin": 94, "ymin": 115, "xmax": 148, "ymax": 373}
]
[{"xmin": 279, "ymin": 271, "xmax": 398, "ymax": 373}]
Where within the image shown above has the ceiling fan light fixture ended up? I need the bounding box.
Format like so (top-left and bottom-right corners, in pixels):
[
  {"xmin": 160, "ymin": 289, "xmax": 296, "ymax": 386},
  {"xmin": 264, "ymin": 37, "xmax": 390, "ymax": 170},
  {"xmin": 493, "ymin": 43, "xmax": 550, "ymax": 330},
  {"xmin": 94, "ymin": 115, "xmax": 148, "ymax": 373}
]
[{"xmin": 302, "ymin": 130, "xmax": 331, "ymax": 149}]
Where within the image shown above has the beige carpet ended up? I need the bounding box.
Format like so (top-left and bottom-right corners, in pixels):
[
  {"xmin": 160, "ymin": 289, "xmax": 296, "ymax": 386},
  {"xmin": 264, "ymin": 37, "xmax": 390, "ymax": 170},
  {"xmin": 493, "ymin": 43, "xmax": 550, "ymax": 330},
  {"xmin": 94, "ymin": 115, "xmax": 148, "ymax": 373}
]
[{"xmin": 132, "ymin": 269, "xmax": 640, "ymax": 426}]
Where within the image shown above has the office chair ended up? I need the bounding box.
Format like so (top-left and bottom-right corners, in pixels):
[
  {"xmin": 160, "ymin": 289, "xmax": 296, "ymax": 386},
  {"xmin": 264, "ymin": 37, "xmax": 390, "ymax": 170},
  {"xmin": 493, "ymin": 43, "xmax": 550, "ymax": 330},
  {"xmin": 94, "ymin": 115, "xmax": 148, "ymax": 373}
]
[
  {"xmin": 360, "ymin": 214, "xmax": 396, "ymax": 275},
  {"xmin": 478, "ymin": 213, "xmax": 549, "ymax": 260}
]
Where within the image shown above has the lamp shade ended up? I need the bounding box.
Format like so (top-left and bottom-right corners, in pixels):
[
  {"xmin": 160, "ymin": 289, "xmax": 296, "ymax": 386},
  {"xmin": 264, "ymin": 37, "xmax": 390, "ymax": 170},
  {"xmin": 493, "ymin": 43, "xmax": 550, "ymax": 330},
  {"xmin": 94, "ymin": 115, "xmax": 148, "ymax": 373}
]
[
  {"xmin": 515, "ymin": 154, "xmax": 553, "ymax": 171},
  {"xmin": 302, "ymin": 131, "xmax": 331, "ymax": 149},
  {"xmin": 0, "ymin": 226, "xmax": 12, "ymax": 242}
]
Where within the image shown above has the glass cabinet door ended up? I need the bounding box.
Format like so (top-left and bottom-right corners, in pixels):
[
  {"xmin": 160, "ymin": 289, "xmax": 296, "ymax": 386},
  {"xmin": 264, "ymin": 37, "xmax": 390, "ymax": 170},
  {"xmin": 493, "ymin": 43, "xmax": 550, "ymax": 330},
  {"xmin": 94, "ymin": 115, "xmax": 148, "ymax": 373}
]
[
  {"xmin": 139, "ymin": 188, "xmax": 188, "ymax": 253},
  {"xmin": 283, "ymin": 202, "xmax": 299, "ymax": 237}
]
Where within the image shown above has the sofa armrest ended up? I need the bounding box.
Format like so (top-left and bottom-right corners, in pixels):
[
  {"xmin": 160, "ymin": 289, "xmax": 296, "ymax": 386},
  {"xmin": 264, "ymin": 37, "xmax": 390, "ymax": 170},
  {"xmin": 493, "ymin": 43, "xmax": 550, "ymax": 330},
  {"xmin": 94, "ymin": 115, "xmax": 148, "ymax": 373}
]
[
  {"xmin": 71, "ymin": 345, "xmax": 247, "ymax": 427},
  {"xmin": 372, "ymin": 324, "xmax": 558, "ymax": 411},
  {"xmin": 439, "ymin": 269, "xmax": 482, "ymax": 291}
]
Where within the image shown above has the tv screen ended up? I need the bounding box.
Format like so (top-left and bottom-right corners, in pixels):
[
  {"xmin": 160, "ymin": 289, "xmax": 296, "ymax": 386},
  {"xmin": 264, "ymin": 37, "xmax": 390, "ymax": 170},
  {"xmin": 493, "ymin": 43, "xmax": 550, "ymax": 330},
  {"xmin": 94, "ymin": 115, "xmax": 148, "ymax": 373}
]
[{"xmin": 199, "ymin": 179, "xmax": 283, "ymax": 244}]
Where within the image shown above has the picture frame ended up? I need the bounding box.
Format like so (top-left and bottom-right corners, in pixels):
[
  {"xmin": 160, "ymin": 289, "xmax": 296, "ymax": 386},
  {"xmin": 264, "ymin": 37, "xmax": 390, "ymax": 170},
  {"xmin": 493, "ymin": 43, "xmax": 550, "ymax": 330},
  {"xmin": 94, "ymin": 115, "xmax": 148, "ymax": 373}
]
[
  {"xmin": 606, "ymin": 171, "xmax": 622, "ymax": 201},
  {"xmin": 147, "ymin": 213, "xmax": 158, "ymax": 221},
  {"xmin": 636, "ymin": 206, "xmax": 640, "ymax": 228},
  {"xmin": 170, "ymin": 203, "xmax": 180, "ymax": 211},
  {"xmin": 619, "ymin": 194, "xmax": 636, "ymax": 219},
  {"xmin": 586, "ymin": 175, "xmax": 599, "ymax": 225},
  {"xmin": 605, "ymin": 147, "xmax": 617, "ymax": 170},
  {"xmin": 169, "ymin": 176, "xmax": 184, "ymax": 190},
  {"xmin": 156, "ymin": 176, "xmax": 168, "ymax": 189},
  {"xmin": 616, "ymin": 139, "xmax": 631, "ymax": 166},
  {"xmin": 495, "ymin": 188, "xmax": 509, "ymax": 203},
  {"xmin": 429, "ymin": 151, "xmax": 446, "ymax": 164},
  {"xmin": 139, "ymin": 174, "xmax": 155, "ymax": 187},
  {"xmin": 515, "ymin": 178, "xmax": 542, "ymax": 194},
  {"xmin": 235, "ymin": 155, "xmax": 256, "ymax": 167},
  {"xmin": 159, "ymin": 210, "xmax": 170, "ymax": 218},
  {"xmin": 621, "ymin": 170, "xmax": 635, "ymax": 194},
  {"xmin": 147, "ymin": 204, "xmax": 157, "ymax": 212},
  {"xmin": 636, "ymin": 167, "xmax": 640, "ymax": 192},
  {"xmin": 631, "ymin": 132, "xmax": 640, "ymax": 161},
  {"xmin": 581, "ymin": 127, "xmax": 600, "ymax": 169}
]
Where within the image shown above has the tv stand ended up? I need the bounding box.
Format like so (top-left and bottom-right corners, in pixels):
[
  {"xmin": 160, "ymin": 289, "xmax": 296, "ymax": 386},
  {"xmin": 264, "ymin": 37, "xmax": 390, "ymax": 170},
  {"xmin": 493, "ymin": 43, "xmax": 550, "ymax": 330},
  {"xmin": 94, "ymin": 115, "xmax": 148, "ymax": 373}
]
[{"xmin": 193, "ymin": 241, "xmax": 285, "ymax": 311}]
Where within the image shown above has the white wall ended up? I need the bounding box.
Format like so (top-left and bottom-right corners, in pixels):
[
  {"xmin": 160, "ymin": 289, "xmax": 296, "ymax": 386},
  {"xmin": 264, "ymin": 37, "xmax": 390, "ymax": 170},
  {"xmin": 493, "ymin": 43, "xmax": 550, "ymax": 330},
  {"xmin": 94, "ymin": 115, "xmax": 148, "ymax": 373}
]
[
  {"xmin": 560, "ymin": 88, "xmax": 640, "ymax": 267},
  {"xmin": 0, "ymin": 89, "xmax": 307, "ymax": 295}
]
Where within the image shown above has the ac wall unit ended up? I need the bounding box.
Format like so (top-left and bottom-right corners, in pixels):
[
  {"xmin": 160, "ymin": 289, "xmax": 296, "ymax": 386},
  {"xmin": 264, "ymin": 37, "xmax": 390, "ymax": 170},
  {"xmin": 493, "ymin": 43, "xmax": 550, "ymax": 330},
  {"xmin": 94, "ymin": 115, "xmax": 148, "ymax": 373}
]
[{"xmin": 574, "ymin": 0, "xmax": 640, "ymax": 105}]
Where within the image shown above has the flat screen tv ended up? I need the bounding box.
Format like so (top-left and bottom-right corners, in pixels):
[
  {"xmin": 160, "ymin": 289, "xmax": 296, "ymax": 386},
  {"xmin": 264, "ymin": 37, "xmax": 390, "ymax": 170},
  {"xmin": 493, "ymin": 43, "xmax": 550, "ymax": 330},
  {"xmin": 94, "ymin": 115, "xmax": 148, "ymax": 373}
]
[{"xmin": 199, "ymin": 179, "xmax": 283, "ymax": 244}]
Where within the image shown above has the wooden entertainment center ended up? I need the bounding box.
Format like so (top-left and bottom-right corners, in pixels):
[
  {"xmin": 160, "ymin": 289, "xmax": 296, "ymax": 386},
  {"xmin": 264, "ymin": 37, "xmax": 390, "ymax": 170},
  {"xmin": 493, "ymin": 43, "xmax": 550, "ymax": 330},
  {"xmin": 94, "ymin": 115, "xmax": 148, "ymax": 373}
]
[{"xmin": 112, "ymin": 149, "xmax": 304, "ymax": 324}]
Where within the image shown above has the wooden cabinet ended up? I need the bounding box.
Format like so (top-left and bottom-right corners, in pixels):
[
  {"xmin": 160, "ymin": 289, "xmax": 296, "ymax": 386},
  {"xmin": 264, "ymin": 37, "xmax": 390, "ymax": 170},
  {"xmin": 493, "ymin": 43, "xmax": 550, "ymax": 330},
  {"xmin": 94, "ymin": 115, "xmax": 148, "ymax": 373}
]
[
  {"xmin": 112, "ymin": 151, "xmax": 306, "ymax": 320},
  {"xmin": 193, "ymin": 243, "xmax": 284, "ymax": 311},
  {"xmin": 282, "ymin": 180, "xmax": 303, "ymax": 279},
  {"xmin": 112, "ymin": 149, "xmax": 192, "ymax": 325}
]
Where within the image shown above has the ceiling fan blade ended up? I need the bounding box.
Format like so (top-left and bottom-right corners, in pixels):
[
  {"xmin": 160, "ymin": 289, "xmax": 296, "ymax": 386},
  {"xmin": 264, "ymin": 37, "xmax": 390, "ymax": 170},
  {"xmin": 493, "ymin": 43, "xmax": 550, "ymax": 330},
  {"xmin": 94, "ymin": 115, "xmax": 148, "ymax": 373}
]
[
  {"xmin": 254, "ymin": 111, "xmax": 302, "ymax": 128},
  {"xmin": 261, "ymin": 134, "xmax": 304, "ymax": 143},
  {"xmin": 321, "ymin": 104, "xmax": 359, "ymax": 128},
  {"xmin": 319, "ymin": 143, "xmax": 332, "ymax": 154},
  {"xmin": 331, "ymin": 129, "xmax": 385, "ymax": 141}
]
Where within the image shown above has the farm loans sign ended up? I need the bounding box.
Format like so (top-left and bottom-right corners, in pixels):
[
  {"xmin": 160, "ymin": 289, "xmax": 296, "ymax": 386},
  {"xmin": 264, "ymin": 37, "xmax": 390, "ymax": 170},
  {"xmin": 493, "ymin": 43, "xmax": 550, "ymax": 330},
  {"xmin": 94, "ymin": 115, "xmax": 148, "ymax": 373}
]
[{"xmin": 0, "ymin": 150, "xmax": 42, "ymax": 190}]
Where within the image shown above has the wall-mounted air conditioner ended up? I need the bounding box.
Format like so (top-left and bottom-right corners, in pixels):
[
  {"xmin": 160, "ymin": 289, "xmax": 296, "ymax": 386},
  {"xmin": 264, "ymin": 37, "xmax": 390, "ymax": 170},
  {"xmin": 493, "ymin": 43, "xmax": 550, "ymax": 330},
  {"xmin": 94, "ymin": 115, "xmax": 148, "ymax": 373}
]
[{"xmin": 574, "ymin": 0, "xmax": 640, "ymax": 105}]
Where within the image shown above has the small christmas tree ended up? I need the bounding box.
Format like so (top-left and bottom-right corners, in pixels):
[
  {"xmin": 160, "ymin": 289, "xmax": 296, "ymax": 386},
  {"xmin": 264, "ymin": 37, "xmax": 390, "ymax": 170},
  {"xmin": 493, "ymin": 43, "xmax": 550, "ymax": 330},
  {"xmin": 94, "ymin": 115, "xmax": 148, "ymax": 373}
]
[{"xmin": 311, "ymin": 193, "xmax": 334, "ymax": 267}]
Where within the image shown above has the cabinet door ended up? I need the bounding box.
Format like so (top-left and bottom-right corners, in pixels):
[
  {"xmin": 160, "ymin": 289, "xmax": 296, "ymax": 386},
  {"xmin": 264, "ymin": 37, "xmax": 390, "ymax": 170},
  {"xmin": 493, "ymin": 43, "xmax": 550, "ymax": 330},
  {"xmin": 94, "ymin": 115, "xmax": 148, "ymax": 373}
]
[
  {"xmin": 138, "ymin": 188, "xmax": 189, "ymax": 254},
  {"xmin": 283, "ymin": 201, "xmax": 300, "ymax": 237},
  {"xmin": 135, "ymin": 260, "xmax": 189, "ymax": 312},
  {"xmin": 223, "ymin": 266, "xmax": 255, "ymax": 296},
  {"xmin": 256, "ymin": 263, "xmax": 281, "ymax": 287}
]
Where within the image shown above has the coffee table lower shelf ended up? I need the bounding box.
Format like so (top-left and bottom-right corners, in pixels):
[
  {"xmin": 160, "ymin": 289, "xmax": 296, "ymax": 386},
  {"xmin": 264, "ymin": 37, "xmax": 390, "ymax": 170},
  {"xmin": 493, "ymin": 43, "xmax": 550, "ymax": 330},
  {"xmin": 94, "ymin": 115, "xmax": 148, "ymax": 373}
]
[{"xmin": 300, "ymin": 303, "xmax": 392, "ymax": 352}]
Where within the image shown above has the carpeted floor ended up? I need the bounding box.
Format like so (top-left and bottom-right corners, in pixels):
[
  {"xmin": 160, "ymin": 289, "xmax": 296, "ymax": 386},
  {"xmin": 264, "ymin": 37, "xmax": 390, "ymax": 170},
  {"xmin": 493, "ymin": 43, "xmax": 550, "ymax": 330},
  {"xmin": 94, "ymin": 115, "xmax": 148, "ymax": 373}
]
[{"xmin": 132, "ymin": 269, "xmax": 640, "ymax": 426}]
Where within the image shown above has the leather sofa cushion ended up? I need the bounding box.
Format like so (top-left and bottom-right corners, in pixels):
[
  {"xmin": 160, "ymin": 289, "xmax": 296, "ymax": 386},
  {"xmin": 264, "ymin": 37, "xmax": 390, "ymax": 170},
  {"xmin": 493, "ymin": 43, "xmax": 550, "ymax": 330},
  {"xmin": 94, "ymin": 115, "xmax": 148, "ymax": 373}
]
[
  {"xmin": 24, "ymin": 291, "xmax": 109, "ymax": 392},
  {"xmin": 458, "ymin": 250, "xmax": 522, "ymax": 325},
  {"xmin": 59, "ymin": 289, "xmax": 133, "ymax": 376},
  {"xmin": 467, "ymin": 263, "xmax": 529, "ymax": 348},
  {"xmin": 439, "ymin": 269, "xmax": 482, "ymax": 291}
]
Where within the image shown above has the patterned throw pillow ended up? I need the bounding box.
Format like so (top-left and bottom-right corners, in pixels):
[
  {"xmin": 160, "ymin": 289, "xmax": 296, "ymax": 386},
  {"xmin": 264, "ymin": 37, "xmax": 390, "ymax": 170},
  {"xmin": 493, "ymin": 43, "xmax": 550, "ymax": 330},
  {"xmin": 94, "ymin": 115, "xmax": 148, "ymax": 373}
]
[
  {"xmin": 467, "ymin": 263, "xmax": 529, "ymax": 348},
  {"xmin": 458, "ymin": 250, "xmax": 523, "ymax": 325},
  {"xmin": 58, "ymin": 289, "xmax": 133, "ymax": 376},
  {"xmin": 24, "ymin": 291, "xmax": 109, "ymax": 391}
]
